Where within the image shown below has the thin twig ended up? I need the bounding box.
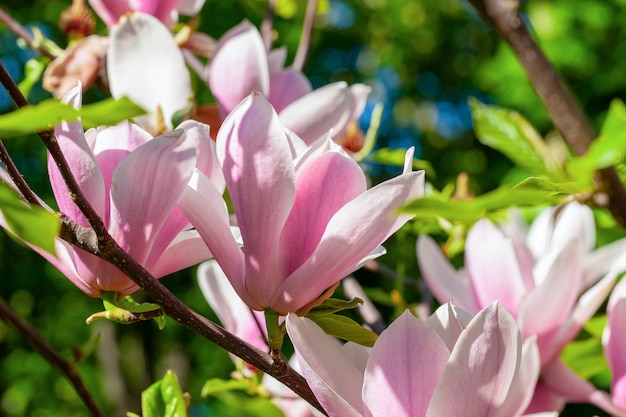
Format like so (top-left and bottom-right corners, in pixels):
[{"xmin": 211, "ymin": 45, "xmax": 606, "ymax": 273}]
[
  {"xmin": 467, "ymin": 0, "xmax": 626, "ymax": 227},
  {"xmin": 0, "ymin": 297, "xmax": 106, "ymax": 417},
  {"xmin": 0, "ymin": 6, "xmax": 57, "ymax": 60},
  {"xmin": 293, "ymin": 0, "xmax": 317, "ymax": 71},
  {"xmin": 260, "ymin": 0, "xmax": 276, "ymax": 51},
  {"xmin": 0, "ymin": 62, "xmax": 326, "ymax": 415}
]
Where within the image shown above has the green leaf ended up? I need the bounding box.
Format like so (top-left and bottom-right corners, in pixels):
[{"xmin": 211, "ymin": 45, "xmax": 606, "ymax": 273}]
[
  {"xmin": 566, "ymin": 99, "xmax": 626, "ymax": 186},
  {"xmin": 401, "ymin": 177, "xmax": 567, "ymax": 222},
  {"xmin": 0, "ymin": 97, "xmax": 145, "ymax": 137},
  {"xmin": 368, "ymin": 147, "xmax": 435, "ymax": 177},
  {"xmin": 561, "ymin": 337, "xmax": 609, "ymax": 382},
  {"xmin": 201, "ymin": 378, "xmax": 251, "ymax": 397},
  {"xmin": 141, "ymin": 371, "xmax": 187, "ymax": 417},
  {"xmin": 0, "ymin": 183, "xmax": 59, "ymax": 254},
  {"xmin": 310, "ymin": 314, "xmax": 378, "ymax": 347},
  {"xmin": 306, "ymin": 297, "xmax": 363, "ymax": 316},
  {"xmin": 469, "ymin": 98, "xmax": 565, "ymax": 180}
]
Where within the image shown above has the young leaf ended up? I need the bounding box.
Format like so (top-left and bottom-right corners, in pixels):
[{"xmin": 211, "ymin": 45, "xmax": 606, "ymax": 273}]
[
  {"xmin": 469, "ymin": 98, "xmax": 565, "ymax": 179},
  {"xmin": 306, "ymin": 297, "xmax": 363, "ymax": 316},
  {"xmin": 310, "ymin": 314, "xmax": 378, "ymax": 347},
  {"xmin": 401, "ymin": 177, "xmax": 567, "ymax": 222},
  {"xmin": 566, "ymin": 99, "xmax": 626, "ymax": 186},
  {"xmin": 0, "ymin": 97, "xmax": 145, "ymax": 137},
  {"xmin": 141, "ymin": 371, "xmax": 187, "ymax": 417},
  {"xmin": 0, "ymin": 182, "xmax": 59, "ymax": 254},
  {"xmin": 201, "ymin": 378, "xmax": 251, "ymax": 397}
]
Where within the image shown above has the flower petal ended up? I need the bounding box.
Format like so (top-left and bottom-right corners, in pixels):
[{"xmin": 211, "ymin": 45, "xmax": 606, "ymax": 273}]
[
  {"xmin": 108, "ymin": 129, "xmax": 196, "ymax": 267},
  {"xmin": 279, "ymin": 148, "xmax": 366, "ymax": 277},
  {"xmin": 518, "ymin": 240, "xmax": 583, "ymax": 362},
  {"xmin": 363, "ymin": 310, "xmax": 449, "ymax": 417},
  {"xmin": 417, "ymin": 236, "xmax": 479, "ymax": 314},
  {"xmin": 49, "ymin": 85, "xmax": 105, "ymax": 227},
  {"xmin": 208, "ymin": 20, "xmax": 270, "ymax": 118},
  {"xmin": 150, "ymin": 229, "xmax": 212, "ymax": 278},
  {"xmin": 179, "ymin": 171, "xmax": 250, "ymax": 306},
  {"xmin": 541, "ymin": 357, "xmax": 623, "ymax": 416},
  {"xmin": 269, "ymin": 68, "xmax": 313, "ymax": 113},
  {"xmin": 465, "ymin": 219, "xmax": 529, "ymax": 317},
  {"xmin": 217, "ymin": 93, "xmax": 295, "ymax": 308},
  {"xmin": 198, "ymin": 260, "xmax": 267, "ymax": 351},
  {"xmin": 108, "ymin": 13, "xmax": 191, "ymax": 132},
  {"xmin": 424, "ymin": 302, "xmax": 474, "ymax": 352},
  {"xmin": 286, "ymin": 314, "xmax": 364, "ymax": 417},
  {"xmin": 279, "ymin": 82, "xmax": 355, "ymax": 145},
  {"xmin": 274, "ymin": 162, "xmax": 424, "ymax": 312},
  {"xmin": 604, "ymin": 277, "xmax": 626, "ymax": 411},
  {"xmin": 426, "ymin": 303, "xmax": 521, "ymax": 417}
]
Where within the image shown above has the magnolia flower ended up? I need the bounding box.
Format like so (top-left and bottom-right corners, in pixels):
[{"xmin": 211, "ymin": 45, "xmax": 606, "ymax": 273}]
[
  {"xmin": 107, "ymin": 13, "xmax": 192, "ymax": 134},
  {"xmin": 180, "ymin": 92, "xmax": 424, "ymax": 314},
  {"xmin": 198, "ymin": 259, "xmax": 317, "ymax": 417},
  {"xmin": 417, "ymin": 202, "xmax": 626, "ymax": 414},
  {"xmin": 603, "ymin": 276, "xmax": 626, "ymax": 415},
  {"xmin": 286, "ymin": 302, "xmax": 547, "ymax": 417},
  {"xmin": 207, "ymin": 21, "xmax": 370, "ymax": 144},
  {"xmin": 40, "ymin": 84, "xmax": 219, "ymax": 297},
  {"xmin": 43, "ymin": 35, "xmax": 108, "ymax": 98},
  {"xmin": 89, "ymin": 0, "xmax": 205, "ymax": 28}
]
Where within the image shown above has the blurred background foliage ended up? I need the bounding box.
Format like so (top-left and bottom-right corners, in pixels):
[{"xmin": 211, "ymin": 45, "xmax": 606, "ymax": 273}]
[{"xmin": 1, "ymin": 0, "xmax": 625, "ymax": 416}]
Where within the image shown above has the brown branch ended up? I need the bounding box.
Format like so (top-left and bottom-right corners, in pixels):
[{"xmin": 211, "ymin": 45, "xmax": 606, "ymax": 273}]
[
  {"xmin": 0, "ymin": 297, "xmax": 106, "ymax": 417},
  {"xmin": 0, "ymin": 62, "xmax": 325, "ymax": 414},
  {"xmin": 466, "ymin": 0, "xmax": 626, "ymax": 227},
  {"xmin": 0, "ymin": 6, "xmax": 57, "ymax": 60},
  {"xmin": 293, "ymin": 0, "xmax": 317, "ymax": 71}
]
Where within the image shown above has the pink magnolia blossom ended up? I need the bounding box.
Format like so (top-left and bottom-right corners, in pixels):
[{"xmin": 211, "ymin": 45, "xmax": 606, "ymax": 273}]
[
  {"xmin": 603, "ymin": 276, "xmax": 626, "ymax": 415},
  {"xmin": 89, "ymin": 0, "xmax": 204, "ymax": 28},
  {"xmin": 198, "ymin": 260, "xmax": 317, "ymax": 417},
  {"xmin": 417, "ymin": 202, "xmax": 626, "ymax": 414},
  {"xmin": 286, "ymin": 302, "xmax": 548, "ymax": 417},
  {"xmin": 40, "ymin": 84, "xmax": 220, "ymax": 297},
  {"xmin": 107, "ymin": 13, "xmax": 192, "ymax": 133},
  {"xmin": 180, "ymin": 92, "xmax": 424, "ymax": 314},
  {"xmin": 207, "ymin": 20, "xmax": 370, "ymax": 145}
]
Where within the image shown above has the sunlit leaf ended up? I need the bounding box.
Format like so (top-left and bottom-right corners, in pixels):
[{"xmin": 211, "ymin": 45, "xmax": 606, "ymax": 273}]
[
  {"xmin": 306, "ymin": 297, "xmax": 363, "ymax": 316},
  {"xmin": 469, "ymin": 98, "xmax": 565, "ymax": 179},
  {"xmin": 566, "ymin": 99, "xmax": 626, "ymax": 186},
  {"xmin": 0, "ymin": 182, "xmax": 59, "ymax": 254},
  {"xmin": 141, "ymin": 371, "xmax": 187, "ymax": 417},
  {"xmin": 402, "ymin": 177, "xmax": 567, "ymax": 222},
  {"xmin": 0, "ymin": 97, "xmax": 145, "ymax": 137},
  {"xmin": 201, "ymin": 378, "xmax": 250, "ymax": 397},
  {"xmin": 310, "ymin": 314, "xmax": 378, "ymax": 347},
  {"xmin": 561, "ymin": 337, "xmax": 609, "ymax": 384}
]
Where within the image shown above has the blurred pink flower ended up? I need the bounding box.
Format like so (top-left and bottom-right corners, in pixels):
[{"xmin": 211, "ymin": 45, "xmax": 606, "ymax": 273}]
[
  {"xmin": 603, "ymin": 276, "xmax": 626, "ymax": 415},
  {"xmin": 417, "ymin": 203, "xmax": 626, "ymax": 414},
  {"xmin": 181, "ymin": 92, "xmax": 423, "ymax": 313},
  {"xmin": 287, "ymin": 302, "xmax": 545, "ymax": 417},
  {"xmin": 89, "ymin": 0, "xmax": 204, "ymax": 27},
  {"xmin": 40, "ymin": 84, "xmax": 220, "ymax": 297},
  {"xmin": 207, "ymin": 20, "xmax": 370, "ymax": 145},
  {"xmin": 43, "ymin": 35, "xmax": 108, "ymax": 99}
]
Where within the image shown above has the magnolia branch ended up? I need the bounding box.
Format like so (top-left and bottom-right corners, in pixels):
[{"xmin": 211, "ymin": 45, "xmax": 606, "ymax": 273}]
[
  {"xmin": 0, "ymin": 62, "xmax": 325, "ymax": 415},
  {"xmin": 0, "ymin": 297, "xmax": 106, "ymax": 417},
  {"xmin": 467, "ymin": 0, "xmax": 626, "ymax": 227},
  {"xmin": 293, "ymin": 0, "xmax": 317, "ymax": 71},
  {"xmin": 0, "ymin": 6, "xmax": 57, "ymax": 60}
]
